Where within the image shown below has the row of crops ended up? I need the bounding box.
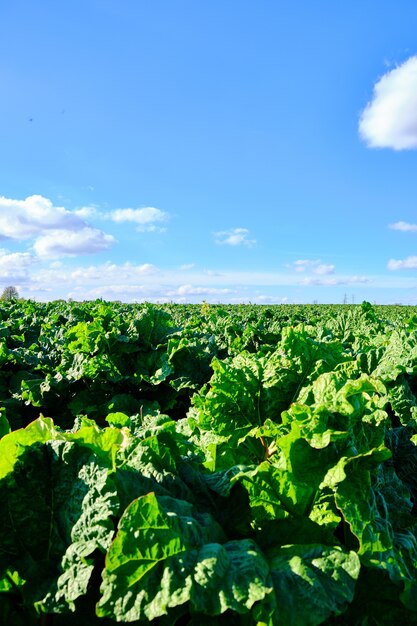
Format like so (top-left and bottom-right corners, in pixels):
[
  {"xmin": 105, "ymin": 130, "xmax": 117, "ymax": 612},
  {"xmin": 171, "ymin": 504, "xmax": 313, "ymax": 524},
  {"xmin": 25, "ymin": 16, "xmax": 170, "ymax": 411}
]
[{"xmin": 2, "ymin": 299, "xmax": 417, "ymax": 624}]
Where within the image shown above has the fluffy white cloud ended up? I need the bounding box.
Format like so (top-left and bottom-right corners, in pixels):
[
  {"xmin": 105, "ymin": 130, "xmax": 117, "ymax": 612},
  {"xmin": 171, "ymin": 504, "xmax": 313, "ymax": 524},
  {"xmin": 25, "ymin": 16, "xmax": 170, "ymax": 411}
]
[
  {"xmin": 0, "ymin": 249, "xmax": 35, "ymax": 282},
  {"xmin": 110, "ymin": 207, "xmax": 169, "ymax": 232},
  {"xmin": 0, "ymin": 194, "xmax": 86, "ymax": 239},
  {"xmin": 0, "ymin": 195, "xmax": 115, "ymax": 259},
  {"xmin": 387, "ymin": 256, "xmax": 417, "ymax": 270},
  {"xmin": 214, "ymin": 228, "xmax": 256, "ymax": 247},
  {"xmin": 291, "ymin": 259, "xmax": 335, "ymax": 275},
  {"xmin": 33, "ymin": 227, "xmax": 115, "ymax": 258},
  {"xmin": 389, "ymin": 221, "xmax": 417, "ymax": 232},
  {"xmin": 359, "ymin": 56, "xmax": 417, "ymax": 150}
]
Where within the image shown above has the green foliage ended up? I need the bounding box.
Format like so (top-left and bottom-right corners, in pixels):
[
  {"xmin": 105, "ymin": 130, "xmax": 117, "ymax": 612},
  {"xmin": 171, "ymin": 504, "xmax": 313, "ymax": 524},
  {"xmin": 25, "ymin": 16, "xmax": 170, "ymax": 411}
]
[{"xmin": 1, "ymin": 300, "xmax": 417, "ymax": 623}]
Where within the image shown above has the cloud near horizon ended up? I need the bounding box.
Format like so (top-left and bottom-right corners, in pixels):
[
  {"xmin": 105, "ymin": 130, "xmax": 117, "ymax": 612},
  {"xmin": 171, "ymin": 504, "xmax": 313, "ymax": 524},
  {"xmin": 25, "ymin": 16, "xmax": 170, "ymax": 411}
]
[
  {"xmin": 168, "ymin": 284, "xmax": 237, "ymax": 297},
  {"xmin": 359, "ymin": 56, "xmax": 417, "ymax": 150},
  {"xmin": 0, "ymin": 193, "xmax": 395, "ymax": 302},
  {"xmin": 17, "ymin": 258, "xmax": 378, "ymax": 303},
  {"xmin": 298, "ymin": 275, "xmax": 370, "ymax": 286}
]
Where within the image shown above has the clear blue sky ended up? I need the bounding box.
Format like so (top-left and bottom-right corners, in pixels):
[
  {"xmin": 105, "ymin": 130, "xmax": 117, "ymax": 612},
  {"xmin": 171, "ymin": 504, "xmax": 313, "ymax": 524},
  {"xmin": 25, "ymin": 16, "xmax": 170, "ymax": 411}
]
[{"xmin": 1, "ymin": 0, "xmax": 417, "ymax": 303}]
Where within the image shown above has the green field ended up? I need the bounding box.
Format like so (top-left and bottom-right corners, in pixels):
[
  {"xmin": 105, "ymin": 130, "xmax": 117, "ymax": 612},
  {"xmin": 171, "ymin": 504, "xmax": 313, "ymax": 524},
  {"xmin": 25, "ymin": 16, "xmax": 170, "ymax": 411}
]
[{"xmin": 2, "ymin": 299, "xmax": 417, "ymax": 625}]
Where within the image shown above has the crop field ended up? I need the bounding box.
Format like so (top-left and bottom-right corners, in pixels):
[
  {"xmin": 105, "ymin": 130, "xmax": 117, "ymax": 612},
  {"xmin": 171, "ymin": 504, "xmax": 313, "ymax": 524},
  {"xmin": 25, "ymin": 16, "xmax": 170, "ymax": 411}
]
[{"xmin": 2, "ymin": 299, "xmax": 417, "ymax": 625}]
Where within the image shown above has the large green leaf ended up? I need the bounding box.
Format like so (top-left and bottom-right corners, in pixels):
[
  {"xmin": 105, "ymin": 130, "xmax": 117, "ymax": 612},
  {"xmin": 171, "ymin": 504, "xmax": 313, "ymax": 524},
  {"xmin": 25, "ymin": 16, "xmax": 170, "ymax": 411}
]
[
  {"xmin": 256, "ymin": 544, "xmax": 360, "ymax": 626},
  {"xmin": 0, "ymin": 416, "xmax": 58, "ymax": 479},
  {"xmin": 97, "ymin": 492, "xmax": 272, "ymax": 622},
  {"xmin": 0, "ymin": 438, "xmax": 118, "ymax": 614}
]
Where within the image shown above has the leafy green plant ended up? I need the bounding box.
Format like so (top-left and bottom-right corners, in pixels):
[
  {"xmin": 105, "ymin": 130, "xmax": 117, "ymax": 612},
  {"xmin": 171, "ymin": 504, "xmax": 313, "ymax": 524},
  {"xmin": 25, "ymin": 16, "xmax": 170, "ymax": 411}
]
[{"xmin": 0, "ymin": 301, "xmax": 417, "ymax": 623}]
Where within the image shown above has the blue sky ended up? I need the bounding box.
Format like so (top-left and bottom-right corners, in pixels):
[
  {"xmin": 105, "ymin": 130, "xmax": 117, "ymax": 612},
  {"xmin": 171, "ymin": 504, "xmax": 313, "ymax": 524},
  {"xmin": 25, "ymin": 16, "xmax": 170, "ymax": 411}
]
[{"xmin": 2, "ymin": 0, "xmax": 417, "ymax": 303}]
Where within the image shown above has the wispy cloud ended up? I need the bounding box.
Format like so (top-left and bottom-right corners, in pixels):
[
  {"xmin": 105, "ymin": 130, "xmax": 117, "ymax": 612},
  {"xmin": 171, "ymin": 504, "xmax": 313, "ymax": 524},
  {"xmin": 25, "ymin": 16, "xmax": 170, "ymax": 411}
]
[
  {"xmin": 299, "ymin": 275, "xmax": 370, "ymax": 286},
  {"xmin": 214, "ymin": 227, "xmax": 256, "ymax": 247},
  {"xmin": 389, "ymin": 221, "xmax": 417, "ymax": 232},
  {"xmin": 68, "ymin": 262, "xmax": 159, "ymax": 282},
  {"xmin": 169, "ymin": 284, "xmax": 237, "ymax": 297},
  {"xmin": 67, "ymin": 284, "xmax": 154, "ymax": 301},
  {"xmin": 110, "ymin": 207, "xmax": 169, "ymax": 232},
  {"xmin": 290, "ymin": 259, "xmax": 335, "ymax": 275},
  {"xmin": 314, "ymin": 264, "xmax": 336, "ymax": 275},
  {"xmin": 359, "ymin": 55, "xmax": 417, "ymax": 150},
  {"xmin": 235, "ymin": 295, "xmax": 289, "ymax": 304},
  {"xmin": 387, "ymin": 256, "xmax": 417, "ymax": 270},
  {"xmin": 258, "ymin": 295, "xmax": 288, "ymax": 304}
]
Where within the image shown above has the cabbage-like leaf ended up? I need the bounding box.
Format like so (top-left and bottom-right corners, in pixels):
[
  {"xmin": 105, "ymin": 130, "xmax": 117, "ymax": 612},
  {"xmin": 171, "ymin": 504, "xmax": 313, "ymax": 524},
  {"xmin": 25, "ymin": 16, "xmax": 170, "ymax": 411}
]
[
  {"xmin": 0, "ymin": 436, "xmax": 118, "ymax": 613},
  {"xmin": 97, "ymin": 492, "xmax": 272, "ymax": 622},
  {"xmin": 255, "ymin": 544, "xmax": 360, "ymax": 626}
]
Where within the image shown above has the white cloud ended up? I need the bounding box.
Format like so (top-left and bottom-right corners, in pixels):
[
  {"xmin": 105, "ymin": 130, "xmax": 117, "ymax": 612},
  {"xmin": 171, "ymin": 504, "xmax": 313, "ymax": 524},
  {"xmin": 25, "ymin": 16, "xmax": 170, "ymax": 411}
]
[
  {"xmin": 12, "ymin": 257, "xmax": 383, "ymax": 302},
  {"xmin": 0, "ymin": 194, "xmax": 86, "ymax": 239},
  {"xmin": 214, "ymin": 228, "xmax": 256, "ymax": 247},
  {"xmin": 172, "ymin": 284, "xmax": 236, "ymax": 297},
  {"xmin": 29, "ymin": 262, "xmax": 159, "ymax": 293},
  {"xmin": 290, "ymin": 259, "xmax": 335, "ymax": 275},
  {"xmin": 179, "ymin": 263, "xmax": 195, "ymax": 270},
  {"xmin": 74, "ymin": 206, "xmax": 99, "ymax": 219},
  {"xmin": 66, "ymin": 283, "xmax": 237, "ymax": 304},
  {"xmin": 314, "ymin": 264, "xmax": 335, "ymax": 275},
  {"xmin": 69, "ymin": 284, "xmax": 151, "ymax": 300},
  {"xmin": 0, "ymin": 249, "xmax": 35, "ymax": 282},
  {"xmin": 68, "ymin": 262, "xmax": 159, "ymax": 283},
  {"xmin": 131, "ymin": 262, "xmax": 158, "ymax": 275},
  {"xmin": 299, "ymin": 275, "xmax": 370, "ymax": 286},
  {"xmin": 389, "ymin": 221, "xmax": 417, "ymax": 232},
  {"xmin": 387, "ymin": 256, "xmax": 417, "ymax": 270},
  {"xmin": 359, "ymin": 56, "xmax": 417, "ymax": 150},
  {"xmin": 33, "ymin": 227, "xmax": 115, "ymax": 258},
  {"xmin": 110, "ymin": 207, "xmax": 169, "ymax": 232},
  {"xmin": 292, "ymin": 260, "xmax": 314, "ymax": 272},
  {"xmin": 0, "ymin": 195, "xmax": 115, "ymax": 259}
]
